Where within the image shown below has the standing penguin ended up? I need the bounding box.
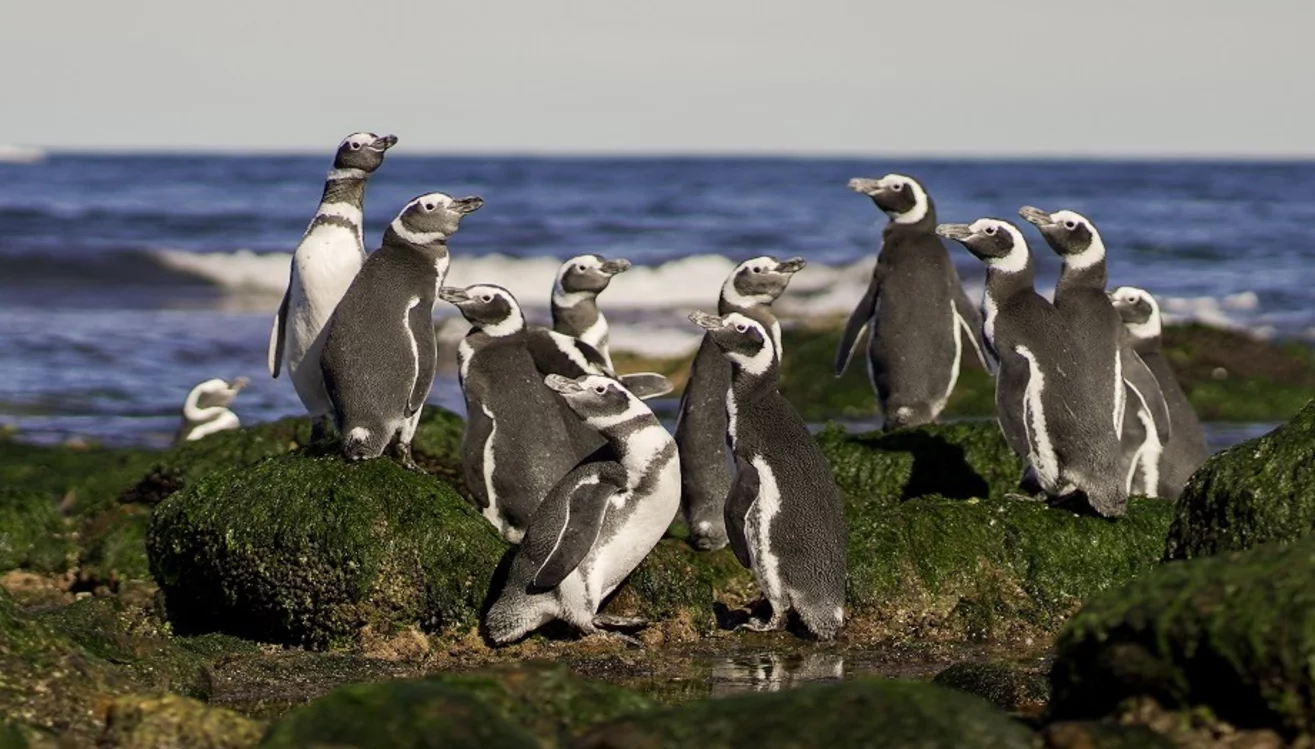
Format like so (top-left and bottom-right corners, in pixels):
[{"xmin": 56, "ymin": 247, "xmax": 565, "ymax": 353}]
[
  {"xmin": 268, "ymin": 132, "xmax": 397, "ymax": 442},
  {"xmin": 937, "ymin": 219, "xmax": 1129, "ymax": 517},
  {"xmin": 320, "ymin": 192, "xmax": 482, "ymax": 469},
  {"xmin": 836, "ymin": 175, "xmax": 989, "ymax": 430},
  {"xmin": 688, "ymin": 311, "xmax": 846, "ymax": 640},
  {"xmin": 174, "ymin": 377, "xmax": 248, "ymax": 444},
  {"xmin": 675, "ymin": 256, "xmax": 805, "ymax": 551},
  {"xmin": 1017, "ymin": 207, "xmax": 1172, "ymax": 494},
  {"xmin": 484, "ymin": 373, "xmax": 680, "ymax": 645},
  {"xmin": 551, "ymin": 254, "xmax": 631, "ymax": 370},
  {"xmin": 439, "ymin": 284, "xmax": 594, "ymax": 543},
  {"xmin": 1110, "ymin": 286, "xmax": 1209, "ymax": 499}
]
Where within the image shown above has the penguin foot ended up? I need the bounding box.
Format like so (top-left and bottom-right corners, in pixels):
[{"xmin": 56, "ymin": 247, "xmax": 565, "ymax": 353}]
[
  {"xmin": 586, "ymin": 629, "xmax": 644, "ymax": 649},
  {"xmin": 593, "ymin": 614, "xmax": 648, "ymax": 632},
  {"xmin": 1004, "ymin": 491, "xmax": 1048, "ymax": 503},
  {"xmin": 310, "ymin": 418, "xmax": 328, "ymax": 444},
  {"xmin": 738, "ymin": 615, "xmax": 786, "ymax": 633},
  {"xmin": 389, "ymin": 442, "xmax": 423, "ymax": 473}
]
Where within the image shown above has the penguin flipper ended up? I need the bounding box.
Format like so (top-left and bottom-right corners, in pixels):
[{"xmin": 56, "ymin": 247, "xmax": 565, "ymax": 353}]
[
  {"xmin": 527, "ymin": 466, "xmax": 626, "ymax": 590},
  {"xmin": 1123, "ymin": 348, "xmax": 1172, "ymax": 441},
  {"xmin": 527, "ymin": 328, "xmax": 609, "ymax": 379},
  {"xmin": 268, "ymin": 287, "xmax": 290, "ymax": 378},
  {"xmin": 724, "ymin": 457, "xmax": 761, "ymax": 569},
  {"xmin": 835, "ymin": 269, "xmax": 881, "ymax": 376},
  {"xmin": 406, "ymin": 294, "xmax": 438, "ymax": 416},
  {"xmin": 995, "ymin": 357, "xmax": 1033, "ymax": 459},
  {"xmin": 619, "ymin": 373, "xmax": 673, "ymax": 400},
  {"xmin": 951, "ymin": 281, "xmax": 991, "ymax": 371}
]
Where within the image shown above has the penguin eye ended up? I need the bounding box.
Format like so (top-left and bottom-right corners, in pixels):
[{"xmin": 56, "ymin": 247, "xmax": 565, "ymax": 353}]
[
  {"xmin": 984, "ymin": 226, "xmax": 998, "ymax": 236},
  {"xmin": 423, "ymin": 203, "xmax": 435, "ymax": 211},
  {"xmin": 480, "ymin": 294, "xmax": 493, "ymax": 303},
  {"xmin": 593, "ymin": 385, "xmax": 607, "ymax": 395},
  {"xmin": 350, "ymin": 142, "xmax": 362, "ymax": 150},
  {"xmin": 1063, "ymin": 220, "xmax": 1078, "ymax": 230},
  {"xmin": 891, "ymin": 183, "xmax": 904, "ymax": 191},
  {"xmin": 750, "ymin": 266, "xmax": 762, "ymax": 274},
  {"xmin": 576, "ymin": 264, "xmax": 587, "ymax": 272},
  {"xmin": 734, "ymin": 323, "xmax": 749, "ymax": 333}
]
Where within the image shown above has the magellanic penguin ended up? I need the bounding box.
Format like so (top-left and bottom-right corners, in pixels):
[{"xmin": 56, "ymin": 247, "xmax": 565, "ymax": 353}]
[
  {"xmin": 937, "ymin": 219, "xmax": 1129, "ymax": 517},
  {"xmin": 268, "ymin": 132, "xmax": 398, "ymax": 442},
  {"xmin": 689, "ymin": 311, "xmax": 846, "ymax": 640},
  {"xmin": 1110, "ymin": 286, "xmax": 1210, "ymax": 499},
  {"xmin": 551, "ymin": 254, "xmax": 631, "ymax": 370},
  {"xmin": 484, "ymin": 373, "xmax": 680, "ymax": 646},
  {"xmin": 320, "ymin": 192, "xmax": 482, "ymax": 470},
  {"xmin": 836, "ymin": 175, "xmax": 990, "ymax": 431},
  {"xmin": 174, "ymin": 377, "xmax": 248, "ymax": 444},
  {"xmin": 439, "ymin": 284, "xmax": 596, "ymax": 544},
  {"xmin": 674, "ymin": 256, "xmax": 806, "ymax": 551},
  {"xmin": 1018, "ymin": 207, "xmax": 1172, "ymax": 497}
]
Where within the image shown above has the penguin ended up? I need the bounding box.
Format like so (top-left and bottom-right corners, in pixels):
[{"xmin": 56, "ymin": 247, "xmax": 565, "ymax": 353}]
[
  {"xmin": 484, "ymin": 373, "xmax": 680, "ymax": 645},
  {"xmin": 1017, "ymin": 207, "xmax": 1172, "ymax": 494},
  {"xmin": 173, "ymin": 377, "xmax": 248, "ymax": 444},
  {"xmin": 674, "ymin": 255, "xmax": 806, "ymax": 551},
  {"xmin": 688, "ymin": 311, "xmax": 846, "ymax": 640},
  {"xmin": 1109, "ymin": 286, "xmax": 1210, "ymax": 499},
  {"xmin": 551, "ymin": 254, "xmax": 631, "ymax": 370},
  {"xmin": 438, "ymin": 284, "xmax": 596, "ymax": 544},
  {"xmin": 523, "ymin": 328, "xmax": 673, "ymax": 401},
  {"xmin": 937, "ymin": 219, "xmax": 1129, "ymax": 517},
  {"xmin": 836, "ymin": 174, "xmax": 990, "ymax": 431},
  {"xmin": 320, "ymin": 192, "xmax": 482, "ymax": 470},
  {"xmin": 268, "ymin": 132, "xmax": 397, "ymax": 442}
]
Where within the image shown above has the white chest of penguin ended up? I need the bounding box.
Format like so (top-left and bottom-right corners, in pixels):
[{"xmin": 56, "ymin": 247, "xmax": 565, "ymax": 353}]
[{"xmin": 291, "ymin": 223, "xmax": 363, "ymax": 321}]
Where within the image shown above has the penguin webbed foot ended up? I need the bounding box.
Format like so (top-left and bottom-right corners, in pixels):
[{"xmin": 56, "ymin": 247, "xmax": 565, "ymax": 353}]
[
  {"xmin": 738, "ymin": 612, "xmax": 787, "ymax": 633},
  {"xmin": 389, "ymin": 442, "xmax": 424, "ymax": 473},
  {"xmin": 310, "ymin": 418, "xmax": 330, "ymax": 444},
  {"xmin": 581, "ymin": 624, "xmax": 645, "ymax": 649},
  {"xmin": 593, "ymin": 613, "xmax": 648, "ymax": 632},
  {"xmin": 1003, "ymin": 491, "xmax": 1048, "ymax": 503}
]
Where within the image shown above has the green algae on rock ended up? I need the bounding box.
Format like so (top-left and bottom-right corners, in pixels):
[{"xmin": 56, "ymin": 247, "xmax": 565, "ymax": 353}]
[
  {"xmin": 0, "ymin": 437, "xmax": 155, "ymax": 517},
  {"xmin": 1050, "ymin": 534, "xmax": 1315, "ymax": 737},
  {"xmin": 0, "ymin": 489, "xmax": 75, "ymax": 574},
  {"xmin": 577, "ymin": 677, "xmax": 1037, "ymax": 749},
  {"xmin": 1165, "ymin": 401, "xmax": 1315, "ymax": 560},
  {"xmin": 409, "ymin": 406, "xmax": 470, "ymax": 496},
  {"xmin": 99, "ymin": 693, "xmax": 265, "ymax": 749},
  {"xmin": 605, "ymin": 540, "xmax": 751, "ymax": 636},
  {"xmin": 932, "ymin": 660, "xmax": 1049, "ymax": 714},
  {"xmin": 259, "ymin": 664, "xmax": 650, "ymax": 748},
  {"xmin": 148, "ymin": 450, "xmax": 505, "ymax": 648}
]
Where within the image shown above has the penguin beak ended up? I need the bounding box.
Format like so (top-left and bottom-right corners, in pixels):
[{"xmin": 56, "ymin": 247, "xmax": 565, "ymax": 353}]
[
  {"xmin": 1018, "ymin": 206, "xmax": 1054, "ymax": 228},
  {"xmin": 545, "ymin": 374, "xmax": 585, "ymax": 394},
  {"xmin": 451, "ymin": 196, "xmax": 484, "ymax": 215},
  {"xmin": 935, "ymin": 224, "xmax": 974, "ymax": 242},
  {"xmin": 847, "ymin": 177, "xmax": 882, "ymax": 196},
  {"xmin": 599, "ymin": 258, "xmax": 631, "ymax": 275},
  {"xmin": 688, "ymin": 311, "xmax": 725, "ymax": 331},
  {"xmin": 775, "ymin": 256, "xmax": 807, "ymax": 274},
  {"xmin": 437, "ymin": 287, "xmax": 470, "ymax": 304},
  {"xmin": 372, "ymin": 134, "xmax": 398, "ymax": 151}
]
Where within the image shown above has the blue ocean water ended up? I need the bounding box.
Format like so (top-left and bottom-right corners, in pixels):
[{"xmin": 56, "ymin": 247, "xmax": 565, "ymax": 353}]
[{"xmin": 1, "ymin": 154, "xmax": 1312, "ymax": 448}]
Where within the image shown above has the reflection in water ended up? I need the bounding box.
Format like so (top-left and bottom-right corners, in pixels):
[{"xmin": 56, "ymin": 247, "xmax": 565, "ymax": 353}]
[{"xmin": 709, "ymin": 651, "xmax": 845, "ymax": 696}]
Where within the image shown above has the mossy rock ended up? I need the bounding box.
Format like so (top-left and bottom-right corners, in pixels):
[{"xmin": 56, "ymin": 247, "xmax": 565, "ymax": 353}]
[
  {"xmin": 817, "ymin": 421, "xmax": 1022, "ymax": 502},
  {"xmin": 261, "ymin": 663, "xmax": 652, "ymax": 748},
  {"xmin": 148, "ymin": 450, "xmax": 506, "ymax": 648},
  {"xmin": 76, "ymin": 504, "xmax": 153, "ymax": 587},
  {"xmin": 1160, "ymin": 324, "xmax": 1315, "ymax": 422},
  {"xmin": 99, "ymin": 693, "xmax": 265, "ymax": 749},
  {"xmin": 577, "ymin": 677, "xmax": 1037, "ymax": 749},
  {"xmin": 932, "ymin": 660, "xmax": 1049, "ymax": 714},
  {"xmin": 0, "ymin": 437, "xmax": 155, "ymax": 517},
  {"xmin": 1041, "ymin": 722, "xmax": 1175, "ymax": 749},
  {"xmin": 0, "ymin": 489, "xmax": 75, "ymax": 574},
  {"xmin": 410, "ymin": 406, "xmax": 469, "ymax": 496},
  {"xmin": 1050, "ymin": 534, "xmax": 1315, "ymax": 736},
  {"xmin": 120, "ymin": 417, "xmax": 312, "ymax": 506},
  {"xmin": 605, "ymin": 540, "xmax": 751, "ymax": 635},
  {"xmin": 1165, "ymin": 401, "xmax": 1315, "ymax": 560}
]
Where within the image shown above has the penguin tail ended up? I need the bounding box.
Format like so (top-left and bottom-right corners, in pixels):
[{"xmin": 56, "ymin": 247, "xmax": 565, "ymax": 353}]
[
  {"xmin": 797, "ymin": 602, "xmax": 845, "ymax": 642},
  {"xmin": 483, "ymin": 589, "xmax": 552, "ymax": 646},
  {"xmin": 342, "ymin": 425, "xmax": 388, "ymax": 462}
]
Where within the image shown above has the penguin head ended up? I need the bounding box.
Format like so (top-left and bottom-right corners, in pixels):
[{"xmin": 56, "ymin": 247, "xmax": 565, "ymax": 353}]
[
  {"xmin": 555, "ymin": 254, "xmax": 631, "ymax": 299},
  {"xmin": 333, "ymin": 132, "xmax": 398, "ymax": 172},
  {"xmin": 388, "ymin": 192, "xmax": 484, "ymax": 248},
  {"xmin": 723, "ymin": 256, "xmax": 807, "ymax": 309},
  {"xmin": 544, "ymin": 374, "xmax": 642, "ymax": 423},
  {"xmin": 438, "ymin": 284, "xmax": 523, "ymax": 335},
  {"xmin": 1108, "ymin": 286, "xmax": 1163, "ymax": 340},
  {"xmin": 848, "ymin": 174, "xmax": 932, "ymax": 225},
  {"xmin": 1018, "ymin": 207, "xmax": 1107, "ymax": 271},
  {"xmin": 689, "ymin": 311, "xmax": 777, "ymax": 377},
  {"xmin": 937, "ymin": 219, "xmax": 1031, "ymax": 274}
]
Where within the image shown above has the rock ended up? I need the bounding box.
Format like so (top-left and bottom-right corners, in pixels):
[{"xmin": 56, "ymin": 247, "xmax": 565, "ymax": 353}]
[
  {"xmin": 0, "ymin": 437, "xmax": 155, "ymax": 517},
  {"xmin": 1051, "ymin": 534, "xmax": 1315, "ymax": 737},
  {"xmin": 932, "ymin": 660, "xmax": 1049, "ymax": 714},
  {"xmin": 0, "ymin": 490, "xmax": 74, "ymax": 574},
  {"xmin": 1165, "ymin": 401, "xmax": 1315, "ymax": 560},
  {"xmin": 409, "ymin": 406, "xmax": 470, "ymax": 497},
  {"xmin": 1041, "ymin": 721, "xmax": 1175, "ymax": 749},
  {"xmin": 99, "ymin": 694, "xmax": 265, "ymax": 749},
  {"xmin": 148, "ymin": 450, "xmax": 506, "ymax": 648},
  {"xmin": 604, "ymin": 540, "xmax": 750, "ymax": 637},
  {"xmin": 576, "ymin": 677, "xmax": 1037, "ymax": 749},
  {"xmin": 259, "ymin": 664, "xmax": 651, "ymax": 748},
  {"xmin": 1158, "ymin": 324, "xmax": 1315, "ymax": 422},
  {"xmin": 76, "ymin": 504, "xmax": 152, "ymax": 588}
]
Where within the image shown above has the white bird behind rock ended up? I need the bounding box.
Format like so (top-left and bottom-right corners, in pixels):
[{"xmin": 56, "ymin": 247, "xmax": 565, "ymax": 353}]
[{"xmin": 175, "ymin": 377, "xmax": 248, "ymax": 444}]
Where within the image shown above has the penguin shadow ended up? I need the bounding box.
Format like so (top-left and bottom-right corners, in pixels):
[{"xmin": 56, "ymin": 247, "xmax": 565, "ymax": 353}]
[
  {"xmin": 713, "ymin": 600, "xmax": 821, "ymax": 641},
  {"xmin": 861, "ymin": 429, "xmax": 989, "ymax": 501}
]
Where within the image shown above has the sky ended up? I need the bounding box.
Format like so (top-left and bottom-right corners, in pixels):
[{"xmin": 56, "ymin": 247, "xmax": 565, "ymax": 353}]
[{"xmin": 3, "ymin": 0, "xmax": 1313, "ymax": 157}]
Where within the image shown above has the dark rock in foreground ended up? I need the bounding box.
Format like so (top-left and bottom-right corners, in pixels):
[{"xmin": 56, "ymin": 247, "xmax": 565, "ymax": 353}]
[
  {"xmin": 259, "ymin": 664, "xmax": 653, "ymax": 749},
  {"xmin": 1165, "ymin": 400, "xmax": 1315, "ymax": 560},
  {"xmin": 576, "ymin": 677, "xmax": 1037, "ymax": 749},
  {"xmin": 1051, "ymin": 533, "xmax": 1315, "ymax": 737},
  {"xmin": 932, "ymin": 660, "xmax": 1049, "ymax": 714},
  {"xmin": 99, "ymin": 693, "xmax": 264, "ymax": 749}
]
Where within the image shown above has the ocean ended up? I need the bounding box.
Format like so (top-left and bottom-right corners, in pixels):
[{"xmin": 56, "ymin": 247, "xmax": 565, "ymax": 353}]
[{"xmin": 1, "ymin": 154, "xmax": 1312, "ymax": 449}]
